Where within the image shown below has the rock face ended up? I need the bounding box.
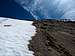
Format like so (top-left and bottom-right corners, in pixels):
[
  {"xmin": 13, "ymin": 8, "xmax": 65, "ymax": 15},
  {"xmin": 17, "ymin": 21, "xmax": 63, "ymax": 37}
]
[{"xmin": 29, "ymin": 20, "xmax": 75, "ymax": 56}]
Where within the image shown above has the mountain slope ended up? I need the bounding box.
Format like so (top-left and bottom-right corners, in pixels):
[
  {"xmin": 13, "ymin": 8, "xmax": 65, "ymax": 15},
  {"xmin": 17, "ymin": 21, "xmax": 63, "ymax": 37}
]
[
  {"xmin": 29, "ymin": 20, "xmax": 75, "ymax": 56},
  {"xmin": 0, "ymin": 17, "xmax": 36, "ymax": 56}
]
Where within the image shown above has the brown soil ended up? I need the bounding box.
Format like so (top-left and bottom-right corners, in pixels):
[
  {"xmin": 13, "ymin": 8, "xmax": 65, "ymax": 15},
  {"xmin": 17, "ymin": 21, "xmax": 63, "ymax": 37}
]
[{"xmin": 29, "ymin": 20, "xmax": 75, "ymax": 56}]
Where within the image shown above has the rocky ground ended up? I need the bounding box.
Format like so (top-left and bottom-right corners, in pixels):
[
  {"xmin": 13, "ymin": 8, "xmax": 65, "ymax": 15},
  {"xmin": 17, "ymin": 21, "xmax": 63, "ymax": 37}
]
[{"xmin": 29, "ymin": 20, "xmax": 75, "ymax": 56}]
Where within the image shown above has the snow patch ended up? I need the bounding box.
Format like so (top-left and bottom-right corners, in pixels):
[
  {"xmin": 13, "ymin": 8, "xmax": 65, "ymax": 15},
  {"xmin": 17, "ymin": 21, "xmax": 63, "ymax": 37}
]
[{"xmin": 0, "ymin": 17, "xmax": 36, "ymax": 56}]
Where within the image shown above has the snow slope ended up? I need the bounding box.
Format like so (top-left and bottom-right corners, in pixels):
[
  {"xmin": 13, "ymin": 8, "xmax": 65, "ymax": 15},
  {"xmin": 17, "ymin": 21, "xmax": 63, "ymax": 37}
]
[{"xmin": 0, "ymin": 17, "xmax": 36, "ymax": 56}]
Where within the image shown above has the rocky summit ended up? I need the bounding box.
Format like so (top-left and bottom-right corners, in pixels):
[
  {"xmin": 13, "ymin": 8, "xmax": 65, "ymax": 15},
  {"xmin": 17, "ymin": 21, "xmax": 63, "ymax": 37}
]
[{"xmin": 29, "ymin": 20, "xmax": 75, "ymax": 56}]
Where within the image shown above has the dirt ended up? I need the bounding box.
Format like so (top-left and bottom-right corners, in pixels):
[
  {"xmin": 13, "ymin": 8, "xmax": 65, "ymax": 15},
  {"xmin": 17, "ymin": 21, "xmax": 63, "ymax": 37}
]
[{"xmin": 29, "ymin": 20, "xmax": 75, "ymax": 56}]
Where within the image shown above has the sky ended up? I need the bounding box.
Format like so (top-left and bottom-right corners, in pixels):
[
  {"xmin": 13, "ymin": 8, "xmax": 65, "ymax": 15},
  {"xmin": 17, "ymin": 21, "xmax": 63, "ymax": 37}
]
[
  {"xmin": 0, "ymin": 0, "xmax": 34, "ymax": 20},
  {"xmin": 15, "ymin": 0, "xmax": 75, "ymax": 20},
  {"xmin": 0, "ymin": 0, "xmax": 75, "ymax": 20}
]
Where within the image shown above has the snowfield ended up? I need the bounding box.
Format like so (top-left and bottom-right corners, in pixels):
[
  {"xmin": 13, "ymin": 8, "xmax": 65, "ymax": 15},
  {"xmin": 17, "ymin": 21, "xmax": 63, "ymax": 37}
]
[{"xmin": 0, "ymin": 17, "xmax": 36, "ymax": 56}]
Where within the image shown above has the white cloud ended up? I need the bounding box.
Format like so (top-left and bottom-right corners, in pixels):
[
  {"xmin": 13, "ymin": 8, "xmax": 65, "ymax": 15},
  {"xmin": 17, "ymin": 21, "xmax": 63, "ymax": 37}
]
[{"xmin": 15, "ymin": 0, "xmax": 75, "ymax": 20}]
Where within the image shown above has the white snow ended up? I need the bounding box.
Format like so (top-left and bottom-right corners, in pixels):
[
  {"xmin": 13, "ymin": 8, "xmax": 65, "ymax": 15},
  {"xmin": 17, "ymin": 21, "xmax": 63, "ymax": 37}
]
[{"xmin": 0, "ymin": 17, "xmax": 36, "ymax": 56}]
